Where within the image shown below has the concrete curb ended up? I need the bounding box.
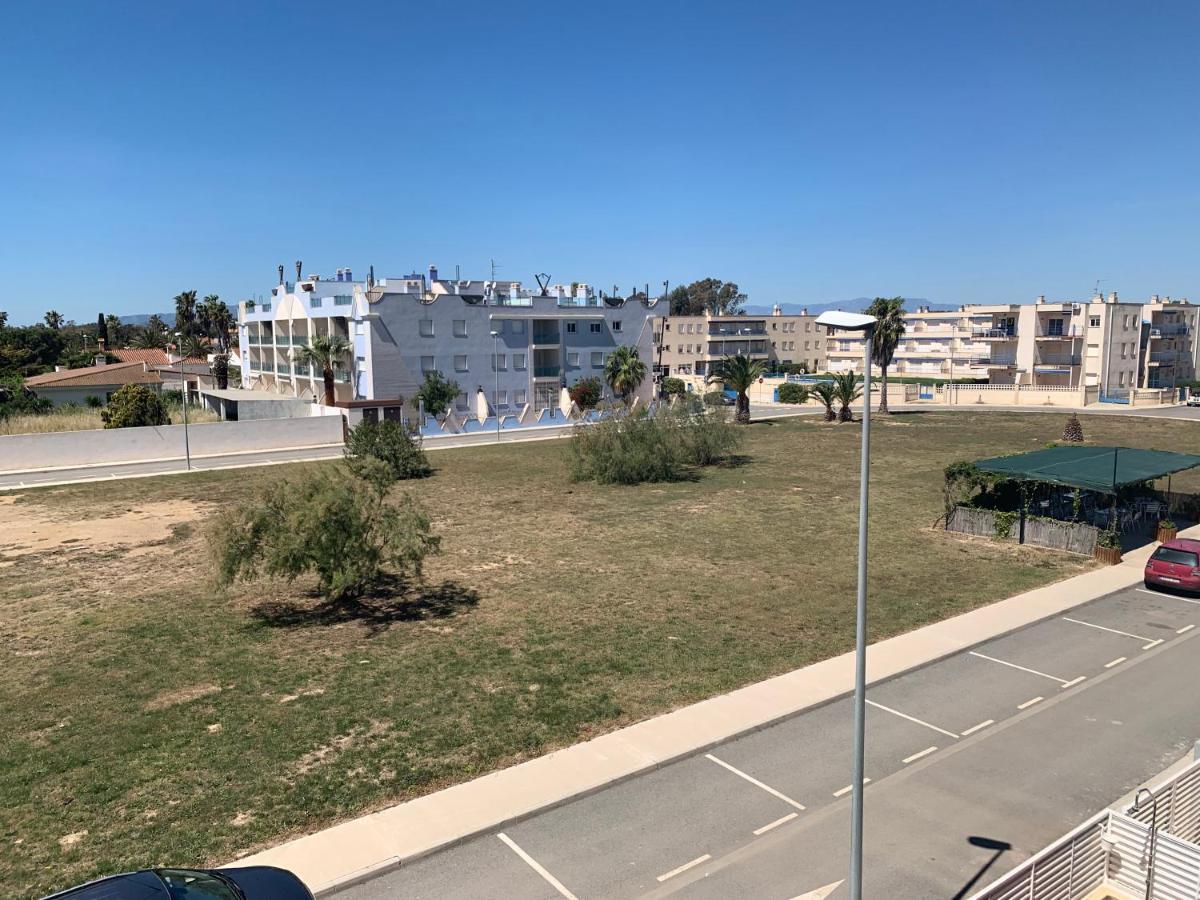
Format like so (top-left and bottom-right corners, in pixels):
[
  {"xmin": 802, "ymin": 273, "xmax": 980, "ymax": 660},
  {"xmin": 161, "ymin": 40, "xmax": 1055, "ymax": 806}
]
[
  {"xmin": 229, "ymin": 529, "xmax": 1195, "ymax": 896},
  {"xmin": 0, "ymin": 442, "xmax": 347, "ymax": 476}
]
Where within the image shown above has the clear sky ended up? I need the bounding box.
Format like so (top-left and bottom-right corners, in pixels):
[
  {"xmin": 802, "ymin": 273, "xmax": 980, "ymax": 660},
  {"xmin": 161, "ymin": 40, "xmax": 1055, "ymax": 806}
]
[{"xmin": 2, "ymin": 0, "xmax": 1198, "ymax": 324}]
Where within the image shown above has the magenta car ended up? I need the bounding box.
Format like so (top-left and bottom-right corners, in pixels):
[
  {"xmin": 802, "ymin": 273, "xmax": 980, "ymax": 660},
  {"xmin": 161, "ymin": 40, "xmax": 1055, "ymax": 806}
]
[{"xmin": 1145, "ymin": 539, "xmax": 1200, "ymax": 593}]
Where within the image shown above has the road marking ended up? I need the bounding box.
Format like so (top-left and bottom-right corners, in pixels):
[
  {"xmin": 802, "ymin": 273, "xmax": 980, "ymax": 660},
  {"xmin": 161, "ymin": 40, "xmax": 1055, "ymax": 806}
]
[
  {"xmin": 1179, "ymin": 624, "xmax": 1196, "ymax": 634},
  {"xmin": 1143, "ymin": 639, "xmax": 1165, "ymax": 649},
  {"xmin": 1062, "ymin": 676, "xmax": 1087, "ymax": 688},
  {"xmin": 833, "ymin": 778, "xmax": 871, "ymax": 798},
  {"xmin": 656, "ymin": 854, "xmax": 711, "ymax": 883},
  {"xmin": 790, "ymin": 880, "xmax": 845, "ymax": 900},
  {"xmin": 969, "ymin": 651, "xmax": 1073, "ymax": 685},
  {"xmin": 1137, "ymin": 588, "xmax": 1200, "ymax": 605},
  {"xmin": 961, "ymin": 719, "xmax": 994, "ymax": 736},
  {"xmin": 866, "ymin": 699, "xmax": 959, "ymax": 739},
  {"xmin": 1017, "ymin": 696, "xmax": 1044, "ymax": 710},
  {"xmin": 1062, "ymin": 616, "xmax": 1160, "ymax": 648},
  {"xmin": 497, "ymin": 833, "xmax": 579, "ymax": 900},
  {"xmin": 902, "ymin": 746, "xmax": 938, "ymax": 764},
  {"xmin": 1105, "ymin": 656, "xmax": 1128, "ymax": 668},
  {"xmin": 706, "ymin": 754, "xmax": 806, "ymax": 810},
  {"xmin": 753, "ymin": 812, "xmax": 799, "ymax": 836}
]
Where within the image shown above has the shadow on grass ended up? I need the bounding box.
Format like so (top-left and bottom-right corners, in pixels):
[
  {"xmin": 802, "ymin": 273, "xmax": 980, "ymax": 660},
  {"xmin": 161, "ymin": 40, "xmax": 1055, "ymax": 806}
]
[{"xmin": 249, "ymin": 574, "xmax": 479, "ymax": 635}]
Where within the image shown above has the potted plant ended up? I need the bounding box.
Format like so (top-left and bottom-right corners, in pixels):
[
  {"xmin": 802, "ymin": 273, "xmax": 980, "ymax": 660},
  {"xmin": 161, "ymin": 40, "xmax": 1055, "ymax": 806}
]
[
  {"xmin": 1094, "ymin": 528, "xmax": 1122, "ymax": 565},
  {"xmin": 1157, "ymin": 519, "xmax": 1178, "ymax": 542}
]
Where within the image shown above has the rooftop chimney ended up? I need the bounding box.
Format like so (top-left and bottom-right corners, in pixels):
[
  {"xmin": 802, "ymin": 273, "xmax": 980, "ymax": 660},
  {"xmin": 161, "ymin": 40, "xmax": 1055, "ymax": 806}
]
[
  {"xmin": 368, "ymin": 265, "xmax": 375, "ymax": 288},
  {"xmin": 1152, "ymin": 294, "xmax": 1160, "ymax": 303},
  {"xmin": 1037, "ymin": 295, "xmax": 1046, "ymax": 304},
  {"xmin": 1108, "ymin": 291, "xmax": 1118, "ymax": 303},
  {"xmin": 429, "ymin": 264, "xmax": 439, "ymax": 282},
  {"xmin": 278, "ymin": 264, "xmax": 285, "ymax": 285},
  {"xmin": 772, "ymin": 304, "xmax": 782, "ymax": 316}
]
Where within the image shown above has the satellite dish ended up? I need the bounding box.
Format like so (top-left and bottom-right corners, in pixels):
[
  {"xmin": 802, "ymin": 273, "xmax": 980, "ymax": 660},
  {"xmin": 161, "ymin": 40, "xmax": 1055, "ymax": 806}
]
[{"xmin": 603, "ymin": 294, "xmax": 624, "ymax": 308}]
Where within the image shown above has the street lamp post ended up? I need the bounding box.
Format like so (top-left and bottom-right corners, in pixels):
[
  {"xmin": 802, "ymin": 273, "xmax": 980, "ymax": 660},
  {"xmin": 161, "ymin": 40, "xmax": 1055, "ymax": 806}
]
[
  {"xmin": 815, "ymin": 310, "xmax": 877, "ymax": 900},
  {"xmin": 173, "ymin": 333, "xmax": 192, "ymax": 471},
  {"xmin": 490, "ymin": 330, "xmax": 501, "ymax": 442}
]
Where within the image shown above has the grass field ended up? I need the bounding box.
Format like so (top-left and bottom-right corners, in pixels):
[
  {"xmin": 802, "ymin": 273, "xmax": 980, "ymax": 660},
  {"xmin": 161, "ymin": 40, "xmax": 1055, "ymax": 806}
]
[
  {"xmin": 0, "ymin": 405, "xmax": 221, "ymax": 435},
  {"xmin": 2, "ymin": 410, "xmax": 1198, "ymax": 897}
]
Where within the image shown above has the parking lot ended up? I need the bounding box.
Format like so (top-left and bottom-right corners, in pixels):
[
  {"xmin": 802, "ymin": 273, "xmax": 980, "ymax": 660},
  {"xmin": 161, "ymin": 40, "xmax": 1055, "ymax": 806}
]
[{"xmin": 338, "ymin": 582, "xmax": 1200, "ymax": 899}]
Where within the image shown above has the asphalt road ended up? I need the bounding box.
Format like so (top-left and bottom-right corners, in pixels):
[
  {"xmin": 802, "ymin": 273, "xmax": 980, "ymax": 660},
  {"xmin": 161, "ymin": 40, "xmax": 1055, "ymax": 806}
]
[{"xmin": 336, "ymin": 583, "xmax": 1200, "ymax": 899}]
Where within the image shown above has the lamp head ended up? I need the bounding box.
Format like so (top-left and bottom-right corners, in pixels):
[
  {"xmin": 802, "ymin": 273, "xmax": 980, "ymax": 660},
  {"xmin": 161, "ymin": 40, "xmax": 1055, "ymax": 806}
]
[{"xmin": 815, "ymin": 311, "xmax": 876, "ymax": 332}]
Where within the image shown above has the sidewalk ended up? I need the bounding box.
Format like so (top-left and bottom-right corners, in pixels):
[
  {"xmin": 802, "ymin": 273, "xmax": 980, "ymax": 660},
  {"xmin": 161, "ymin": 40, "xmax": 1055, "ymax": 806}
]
[{"xmin": 230, "ymin": 532, "xmax": 1192, "ymax": 895}]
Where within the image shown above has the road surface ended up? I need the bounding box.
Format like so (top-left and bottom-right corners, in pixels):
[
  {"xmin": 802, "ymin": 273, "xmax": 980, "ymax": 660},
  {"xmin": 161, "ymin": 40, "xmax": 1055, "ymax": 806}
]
[{"xmin": 336, "ymin": 582, "xmax": 1200, "ymax": 899}]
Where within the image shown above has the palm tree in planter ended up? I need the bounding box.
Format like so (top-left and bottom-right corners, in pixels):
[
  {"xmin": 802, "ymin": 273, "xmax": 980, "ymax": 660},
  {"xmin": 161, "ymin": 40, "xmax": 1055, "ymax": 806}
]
[
  {"xmin": 708, "ymin": 354, "xmax": 767, "ymax": 424},
  {"xmin": 832, "ymin": 371, "xmax": 863, "ymax": 422},
  {"xmin": 866, "ymin": 296, "xmax": 906, "ymax": 414},
  {"xmin": 811, "ymin": 382, "xmax": 837, "ymax": 422},
  {"xmin": 602, "ymin": 345, "xmax": 648, "ymax": 404},
  {"xmin": 300, "ymin": 335, "xmax": 352, "ymax": 406}
]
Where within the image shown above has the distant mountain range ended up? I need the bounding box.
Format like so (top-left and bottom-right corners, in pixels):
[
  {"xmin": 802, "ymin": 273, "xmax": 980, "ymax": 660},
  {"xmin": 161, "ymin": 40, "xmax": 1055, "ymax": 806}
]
[
  {"xmin": 118, "ymin": 313, "xmax": 176, "ymax": 327},
  {"xmin": 742, "ymin": 298, "xmax": 951, "ymax": 316}
]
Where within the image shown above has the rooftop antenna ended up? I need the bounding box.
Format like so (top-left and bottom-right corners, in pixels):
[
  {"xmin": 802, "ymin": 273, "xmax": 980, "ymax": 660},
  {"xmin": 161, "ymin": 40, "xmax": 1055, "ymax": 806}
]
[
  {"xmin": 277, "ymin": 264, "xmax": 285, "ymax": 285},
  {"xmin": 534, "ymin": 273, "xmax": 551, "ymax": 296},
  {"xmin": 1093, "ymin": 279, "xmax": 1104, "ymax": 297},
  {"xmin": 295, "ymin": 260, "xmax": 303, "ymax": 282},
  {"xmin": 456, "ymin": 264, "xmax": 461, "ymax": 281},
  {"xmin": 490, "ymin": 258, "xmax": 500, "ymax": 281}
]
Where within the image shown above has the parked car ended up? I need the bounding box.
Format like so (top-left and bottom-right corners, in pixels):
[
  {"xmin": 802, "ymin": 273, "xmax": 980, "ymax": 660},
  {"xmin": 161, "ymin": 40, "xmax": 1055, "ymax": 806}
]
[
  {"xmin": 1187, "ymin": 394, "xmax": 1200, "ymax": 407},
  {"xmin": 1144, "ymin": 539, "xmax": 1200, "ymax": 593},
  {"xmin": 44, "ymin": 866, "xmax": 313, "ymax": 900}
]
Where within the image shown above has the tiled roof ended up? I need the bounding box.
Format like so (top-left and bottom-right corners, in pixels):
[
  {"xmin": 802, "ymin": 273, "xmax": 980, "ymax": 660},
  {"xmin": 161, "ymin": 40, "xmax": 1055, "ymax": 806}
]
[
  {"xmin": 111, "ymin": 348, "xmax": 207, "ymax": 366},
  {"xmin": 24, "ymin": 361, "xmax": 163, "ymax": 388}
]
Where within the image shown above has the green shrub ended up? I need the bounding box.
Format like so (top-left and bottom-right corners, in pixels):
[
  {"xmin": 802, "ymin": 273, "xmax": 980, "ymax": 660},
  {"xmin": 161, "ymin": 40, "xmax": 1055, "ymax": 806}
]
[
  {"xmin": 101, "ymin": 384, "xmax": 170, "ymax": 428},
  {"xmin": 0, "ymin": 376, "xmax": 51, "ymax": 419},
  {"xmin": 568, "ymin": 376, "xmax": 603, "ymax": 410},
  {"xmin": 344, "ymin": 419, "xmax": 432, "ymax": 487},
  {"xmin": 671, "ymin": 404, "xmax": 741, "ymax": 467},
  {"xmin": 414, "ymin": 370, "xmax": 459, "ymax": 415},
  {"xmin": 777, "ymin": 382, "xmax": 809, "ymax": 404},
  {"xmin": 1096, "ymin": 529, "xmax": 1120, "ymax": 549},
  {"xmin": 209, "ymin": 471, "xmax": 440, "ymax": 601},
  {"xmin": 662, "ymin": 377, "xmax": 686, "ymax": 397},
  {"xmin": 993, "ymin": 510, "xmax": 1018, "ymax": 539},
  {"xmin": 84, "ymin": 395, "xmax": 102, "ymax": 409},
  {"xmin": 703, "ymin": 390, "xmax": 727, "ymax": 407}
]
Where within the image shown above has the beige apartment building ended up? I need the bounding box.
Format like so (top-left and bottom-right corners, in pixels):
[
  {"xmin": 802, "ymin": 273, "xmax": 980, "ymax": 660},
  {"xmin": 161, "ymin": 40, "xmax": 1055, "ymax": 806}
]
[
  {"xmin": 652, "ymin": 306, "xmax": 826, "ymax": 377},
  {"xmin": 1139, "ymin": 296, "xmax": 1199, "ymax": 388}
]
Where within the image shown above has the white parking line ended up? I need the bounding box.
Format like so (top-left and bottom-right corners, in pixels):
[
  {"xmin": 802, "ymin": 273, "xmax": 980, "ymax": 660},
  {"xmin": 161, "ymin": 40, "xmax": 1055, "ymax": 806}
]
[
  {"xmin": 902, "ymin": 746, "xmax": 938, "ymax": 764},
  {"xmin": 705, "ymin": 754, "xmax": 806, "ymax": 810},
  {"xmin": 1137, "ymin": 588, "xmax": 1200, "ymax": 605},
  {"xmin": 1105, "ymin": 656, "xmax": 1128, "ymax": 668},
  {"xmin": 656, "ymin": 854, "xmax": 711, "ymax": 883},
  {"xmin": 1062, "ymin": 616, "xmax": 1162, "ymax": 649},
  {"xmin": 1017, "ymin": 696, "xmax": 1044, "ymax": 710},
  {"xmin": 833, "ymin": 778, "xmax": 871, "ymax": 798},
  {"xmin": 961, "ymin": 719, "xmax": 994, "ymax": 736},
  {"xmin": 866, "ymin": 699, "xmax": 958, "ymax": 739},
  {"xmin": 497, "ymin": 833, "xmax": 580, "ymax": 900},
  {"xmin": 753, "ymin": 812, "xmax": 799, "ymax": 836},
  {"xmin": 969, "ymin": 651, "xmax": 1074, "ymax": 685},
  {"xmin": 1179, "ymin": 624, "xmax": 1196, "ymax": 634}
]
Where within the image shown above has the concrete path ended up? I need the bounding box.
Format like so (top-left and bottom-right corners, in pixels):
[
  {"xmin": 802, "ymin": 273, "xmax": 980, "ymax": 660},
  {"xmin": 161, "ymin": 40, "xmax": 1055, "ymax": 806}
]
[{"xmin": 234, "ymin": 528, "xmax": 1199, "ymax": 897}]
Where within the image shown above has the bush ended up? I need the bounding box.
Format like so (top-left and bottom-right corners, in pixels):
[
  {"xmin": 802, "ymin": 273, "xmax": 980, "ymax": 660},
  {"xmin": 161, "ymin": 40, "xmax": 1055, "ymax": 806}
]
[
  {"xmin": 101, "ymin": 384, "xmax": 170, "ymax": 428},
  {"xmin": 0, "ymin": 376, "xmax": 51, "ymax": 419},
  {"xmin": 568, "ymin": 376, "xmax": 603, "ymax": 410},
  {"xmin": 703, "ymin": 390, "xmax": 727, "ymax": 407},
  {"xmin": 415, "ymin": 370, "xmax": 459, "ymax": 415},
  {"xmin": 1096, "ymin": 529, "xmax": 1120, "ymax": 549},
  {"xmin": 671, "ymin": 404, "xmax": 741, "ymax": 467},
  {"xmin": 210, "ymin": 471, "xmax": 440, "ymax": 601},
  {"xmin": 662, "ymin": 377, "xmax": 686, "ymax": 397},
  {"xmin": 777, "ymin": 383, "xmax": 809, "ymax": 404},
  {"xmin": 344, "ymin": 419, "xmax": 432, "ymax": 487},
  {"xmin": 84, "ymin": 395, "xmax": 102, "ymax": 409}
]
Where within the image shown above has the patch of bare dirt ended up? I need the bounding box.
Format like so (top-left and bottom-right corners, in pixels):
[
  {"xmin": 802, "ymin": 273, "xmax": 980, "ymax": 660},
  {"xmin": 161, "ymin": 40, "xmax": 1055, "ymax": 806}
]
[
  {"xmin": 286, "ymin": 720, "xmax": 391, "ymax": 780},
  {"xmin": 0, "ymin": 497, "xmax": 206, "ymax": 559},
  {"xmin": 144, "ymin": 683, "xmax": 222, "ymax": 712}
]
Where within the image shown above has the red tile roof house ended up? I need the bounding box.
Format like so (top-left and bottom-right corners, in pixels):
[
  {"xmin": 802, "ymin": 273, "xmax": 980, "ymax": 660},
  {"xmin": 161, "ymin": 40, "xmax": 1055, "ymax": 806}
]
[{"xmin": 24, "ymin": 360, "xmax": 168, "ymax": 407}]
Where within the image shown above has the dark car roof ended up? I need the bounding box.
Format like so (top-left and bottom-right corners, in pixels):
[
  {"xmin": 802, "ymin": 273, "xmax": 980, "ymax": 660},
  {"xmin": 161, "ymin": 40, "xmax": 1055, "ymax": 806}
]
[{"xmin": 45, "ymin": 871, "xmax": 168, "ymax": 899}]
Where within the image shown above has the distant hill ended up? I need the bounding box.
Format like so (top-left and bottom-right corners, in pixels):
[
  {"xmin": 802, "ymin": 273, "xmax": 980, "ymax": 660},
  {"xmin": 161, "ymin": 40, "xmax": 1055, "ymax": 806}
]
[
  {"xmin": 743, "ymin": 298, "xmax": 951, "ymax": 316},
  {"xmin": 118, "ymin": 313, "xmax": 176, "ymax": 327}
]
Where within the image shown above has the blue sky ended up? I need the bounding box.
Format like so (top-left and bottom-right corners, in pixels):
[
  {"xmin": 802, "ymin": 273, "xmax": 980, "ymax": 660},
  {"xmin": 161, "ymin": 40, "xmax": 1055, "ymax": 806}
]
[{"xmin": 1, "ymin": 1, "xmax": 1198, "ymax": 324}]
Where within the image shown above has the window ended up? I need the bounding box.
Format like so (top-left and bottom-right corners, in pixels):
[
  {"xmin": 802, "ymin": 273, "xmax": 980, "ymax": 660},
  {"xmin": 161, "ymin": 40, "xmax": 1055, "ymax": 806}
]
[
  {"xmin": 454, "ymin": 393, "xmax": 469, "ymax": 411},
  {"xmin": 804, "ymin": 341, "xmax": 810, "ymax": 351},
  {"xmin": 591, "ymin": 351, "xmax": 604, "ymax": 367},
  {"xmin": 567, "ymin": 351, "xmax": 580, "ymax": 366},
  {"xmin": 454, "ymin": 354, "xmax": 468, "ymax": 372},
  {"xmin": 420, "ymin": 319, "xmax": 434, "ymax": 337},
  {"xmin": 512, "ymin": 320, "xmax": 526, "ymax": 335},
  {"xmin": 590, "ymin": 322, "xmax": 602, "ymax": 334},
  {"xmin": 772, "ymin": 322, "xmax": 777, "ymax": 330},
  {"xmin": 566, "ymin": 322, "xmax": 577, "ymax": 334},
  {"xmin": 492, "ymin": 354, "xmax": 507, "ymax": 371},
  {"xmin": 334, "ymin": 294, "xmax": 352, "ymax": 306},
  {"xmin": 1152, "ymin": 546, "xmax": 1199, "ymax": 567},
  {"xmin": 1047, "ymin": 318, "xmax": 1064, "ymax": 336},
  {"xmin": 310, "ymin": 297, "xmax": 323, "ymax": 309},
  {"xmin": 664, "ymin": 322, "xmax": 670, "ymax": 331},
  {"xmin": 612, "ymin": 320, "xmax": 622, "ymax": 332},
  {"xmin": 685, "ymin": 324, "xmax": 694, "ymax": 334},
  {"xmin": 514, "ymin": 389, "xmax": 527, "ymax": 405},
  {"xmin": 453, "ymin": 319, "xmax": 467, "ymax": 337},
  {"xmin": 1090, "ymin": 316, "xmax": 1101, "ymax": 328},
  {"xmin": 493, "ymin": 390, "xmax": 508, "ymax": 406},
  {"xmin": 356, "ymin": 356, "xmax": 366, "ymax": 364},
  {"xmin": 513, "ymin": 353, "xmax": 527, "ymax": 370},
  {"xmin": 421, "ymin": 355, "xmax": 435, "ymax": 372}
]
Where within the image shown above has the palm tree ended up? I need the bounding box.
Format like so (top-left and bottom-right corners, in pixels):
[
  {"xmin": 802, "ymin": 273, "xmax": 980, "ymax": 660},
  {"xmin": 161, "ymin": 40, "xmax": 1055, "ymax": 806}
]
[
  {"xmin": 197, "ymin": 295, "xmax": 235, "ymax": 352},
  {"xmin": 105, "ymin": 314, "xmax": 124, "ymax": 348},
  {"xmin": 811, "ymin": 382, "xmax": 837, "ymax": 422},
  {"xmin": 44, "ymin": 310, "xmax": 64, "ymax": 330},
  {"xmin": 832, "ymin": 371, "xmax": 863, "ymax": 422},
  {"xmin": 866, "ymin": 297, "xmax": 906, "ymax": 414},
  {"xmin": 174, "ymin": 290, "xmax": 199, "ymax": 337},
  {"xmin": 602, "ymin": 345, "xmax": 647, "ymax": 404},
  {"xmin": 176, "ymin": 333, "xmax": 211, "ymax": 361},
  {"xmin": 132, "ymin": 327, "xmax": 169, "ymax": 350},
  {"xmin": 707, "ymin": 354, "xmax": 767, "ymax": 424},
  {"xmin": 300, "ymin": 335, "xmax": 352, "ymax": 406}
]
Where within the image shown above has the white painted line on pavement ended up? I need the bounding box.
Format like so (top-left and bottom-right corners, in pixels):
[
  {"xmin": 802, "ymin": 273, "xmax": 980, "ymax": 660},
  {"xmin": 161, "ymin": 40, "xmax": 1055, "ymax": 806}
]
[
  {"xmin": 866, "ymin": 699, "xmax": 958, "ymax": 739},
  {"xmin": 1179, "ymin": 624, "xmax": 1196, "ymax": 634},
  {"xmin": 656, "ymin": 854, "xmax": 711, "ymax": 883},
  {"xmin": 969, "ymin": 651, "xmax": 1072, "ymax": 685},
  {"xmin": 1105, "ymin": 656, "xmax": 1128, "ymax": 668},
  {"xmin": 706, "ymin": 754, "xmax": 806, "ymax": 810},
  {"xmin": 902, "ymin": 746, "xmax": 938, "ymax": 764},
  {"xmin": 1017, "ymin": 696, "xmax": 1044, "ymax": 710},
  {"xmin": 832, "ymin": 778, "xmax": 870, "ymax": 798},
  {"xmin": 753, "ymin": 812, "xmax": 799, "ymax": 836},
  {"xmin": 1062, "ymin": 616, "xmax": 1158, "ymax": 645},
  {"xmin": 497, "ymin": 833, "xmax": 580, "ymax": 900},
  {"xmin": 960, "ymin": 719, "xmax": 994, "ymax": 736},
  {"xmin": 1061, "ymin": 676, "xmax": 1087, "ymax": 688},
  {"xmin": 1137, "ymin": 588, "xmax": 1200, "ymax": 605},
  {"xmin": 1142, "ymin": 639, "xmax": 1165, "ymax": 650}
]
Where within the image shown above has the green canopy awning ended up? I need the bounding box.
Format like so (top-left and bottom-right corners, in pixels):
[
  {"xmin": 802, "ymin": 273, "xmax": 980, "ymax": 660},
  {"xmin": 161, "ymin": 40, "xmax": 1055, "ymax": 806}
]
[{"xmin": 974, "ymin": 446, "xmax": 1200, "ymax": 494}]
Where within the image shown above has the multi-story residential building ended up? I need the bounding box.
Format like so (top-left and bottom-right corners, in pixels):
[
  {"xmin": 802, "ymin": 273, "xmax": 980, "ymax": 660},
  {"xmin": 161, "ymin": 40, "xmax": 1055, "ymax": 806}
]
[
  {"xmin": 237, "ymin": 265, "xmax": 657, "ymax": 414},
  {"xmin": 1138, "ymin": 296, "xmax": 1198, "ymax": 389},
  {"xmin": 652, "ymin": 306, "xmax": 826, "ymax": 377},
  {"xmin": 825, "ymin": 294, "xmax": 1145, "ymax": 393}
]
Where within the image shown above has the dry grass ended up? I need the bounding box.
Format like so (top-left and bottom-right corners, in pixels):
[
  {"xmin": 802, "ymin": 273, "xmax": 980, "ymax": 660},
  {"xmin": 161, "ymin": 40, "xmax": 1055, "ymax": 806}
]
[
  {"xmin": 0, "ymin": 405, "xmax": 221, "ymax": 435},
  {"xmin": 1, "ymin": 410, "xmax": 1197, "ymax": 897}
]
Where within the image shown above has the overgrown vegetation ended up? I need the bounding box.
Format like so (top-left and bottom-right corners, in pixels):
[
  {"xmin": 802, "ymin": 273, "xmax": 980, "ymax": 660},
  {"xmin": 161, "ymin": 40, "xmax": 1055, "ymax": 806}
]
[
  {"xmin": 568, "ymin": 376, "xmax": 603, "ymax": 410},
  {"xmin": 415, "ymin": 370, "xmax": 461, "ymax": 416},
  {"xmin": 344, "ymin": 419, "xmax": 432, "ymax": 487},
  {"xmin": 777, "ymin": 382, "xmax": 810, "ymax": 404},
  {"xmin": 101, "ymin": 384, "xmax": 171, "ymax": 428}
]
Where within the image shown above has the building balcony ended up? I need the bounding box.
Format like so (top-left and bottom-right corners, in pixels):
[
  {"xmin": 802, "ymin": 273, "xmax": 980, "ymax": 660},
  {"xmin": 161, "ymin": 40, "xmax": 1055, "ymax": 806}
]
[
  {"xmin": 972, "ymin": 327, "xmax": 1018, "ymax": 340},
  {"xmin": 1150, "ymin": 324, "xmax": 1189, "ymax": 337},
  {"xmin": 1035, "ymin": 326, "xmax": 1083, "ymax": 340},
  {"xmin": 533, "ymin": 366, "xmax": 561, "ymax": 379},
  {"xmin": 556, "ymin": 297, "xmax": 600, "ymax": 308},
  {"xmin": 531, "ymin": 332, "xmax": 560, "ymax": 347},
  {"xmin": 708, "ymin": 325, "xmax": 766, "ymax": 337}
]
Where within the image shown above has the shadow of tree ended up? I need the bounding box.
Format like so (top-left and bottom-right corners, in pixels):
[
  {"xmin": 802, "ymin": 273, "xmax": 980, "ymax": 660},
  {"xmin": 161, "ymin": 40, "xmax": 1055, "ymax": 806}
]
[{"xmin": 248, "ymin": 574, "xmax": 479, "ymax": 635}]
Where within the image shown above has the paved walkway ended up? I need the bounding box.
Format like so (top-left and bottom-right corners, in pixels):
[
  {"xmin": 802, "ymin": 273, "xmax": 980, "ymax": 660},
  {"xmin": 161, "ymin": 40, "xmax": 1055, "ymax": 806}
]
[{"xmin": 231, "ymin": 529, "xmax": 1197, "ymax": 895}]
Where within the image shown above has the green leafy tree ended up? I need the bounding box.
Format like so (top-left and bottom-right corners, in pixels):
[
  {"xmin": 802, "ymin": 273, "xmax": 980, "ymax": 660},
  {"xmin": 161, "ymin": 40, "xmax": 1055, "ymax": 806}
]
[
  {"xmin": 707, "ymin": 354, "xmax": 766, "ymax": 424},
  {"xmin": 662, "ymin": 376, "xmax": 686, "ymax": 397},
  {"xmin": 197, "ymin": 295, "xmax": 235, "ymax": 352},
  {"xmin": 97, "ymin": 313, "xmax": 109, "ymax": 348},
  {"xmin": 415, "ymin": 370, "xmax": 461, "ymax": 416},
  {"xmin": 101, "ymin": 384, "xmax": 171, "ymax": 428},
  {"xmin": 345, "ymin": 419, "xmax": 432, "ymax": 487},
  {"xmin": 668, "ymin": 279, "xmax": 747, "ymax": 316},
  {"xmin": 0, "ymin": 375, "xmax": 51, "ymax": 419},
  {"xmin": 568, "ymin": 376, "xmax": 603, "ymax": 410},
  {"xmin": 176, "ymin": 333, "xmax": 210, "ymax": 361},
  {"xmin": 832, "ymin": 371, "xmax": 862, "ymax": 422},
  {"xmin": 105, "ymin": 314, "xmax": 124, "ymax": 348},
  {"xmin": 209, "ymin": 471, "xmax": 441, "ymax": 602},
  {"xmin": 211, "ymin": 353, "xmax": 230, "ymax": 390},
  {"xmin": 43, "ymin": 310, "xmax": 64, "ymax": 330},
  {"xmin": 811, "ymin": 382, "xmax": 837, "ymax": 422},
  {"xmin": 778, "ymin": 382, "xmax": 810, "ymax": 404},
  {"xmin": 866, "ymin": 297, "xmax": 906, "ymax": 414},
  {"xmin": 300, "ymin": 335, "xmax": 351, "ymax": 406},
  {"xmin": 602, "ymin": 345, "xmax": 647, "ymax": 403},
  {"xmin": 132, "ymin": 326, "xmax": 169, "ymax": 350},
  {"xmin": 0, "ymin": 325, "xmax": 66, "ymax": 377}
]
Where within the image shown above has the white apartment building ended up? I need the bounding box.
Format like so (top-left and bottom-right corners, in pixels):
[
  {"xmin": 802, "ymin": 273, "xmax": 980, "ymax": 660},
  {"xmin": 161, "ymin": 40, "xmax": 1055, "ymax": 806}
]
[{"xmin": 652, "ymin": 306, "xmax": 826, "ymax": 377}]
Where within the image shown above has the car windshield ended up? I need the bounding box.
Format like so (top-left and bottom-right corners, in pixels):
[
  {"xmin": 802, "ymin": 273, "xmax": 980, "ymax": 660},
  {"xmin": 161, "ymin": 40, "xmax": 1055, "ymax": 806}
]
[
  {"xmin": 155, "ymin": 871, "xmax": 242, "ymax": 900},
  {"xmin": 1152, "ymin": 547, "xmax": 1199, "ymax": 567}
]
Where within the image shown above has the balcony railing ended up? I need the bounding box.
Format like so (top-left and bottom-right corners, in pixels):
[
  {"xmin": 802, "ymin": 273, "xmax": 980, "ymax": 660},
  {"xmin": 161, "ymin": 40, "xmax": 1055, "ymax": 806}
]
[
  {"xmin": 1034, "ymin": 357, "xmax": 1081, "ymax": 368},
  {"xmin": 972, "ymin": 327, "xmax": 1018, "ymax": 339},
  {"xmin": 494, "ymin": 295, "xmax": 534, "ymax": 307},
  {"xmin": 533, "ymin": 366, "xmax": 560, "ymax": 378},
  {"xmin": 247, "ymin": 335, "xmax": 261, "ymax": 345},
  {"xmin": 708, "ymin": 325, "xmax": 766, "ymax": 336},
  {"xmin": 1035, "ymin": 326, "xmax": 1083, "ymax": 339},
  {"xmin": 1150, "ymin": 324, "xmax": 1189, "ymax": 337},
  {"xmin": 556, "ymin": 297, "xmax": 600, "ymax": 308},
  {"xmin": 531, "ymin": 332, "xmax": 559, "ymax": 345}
]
